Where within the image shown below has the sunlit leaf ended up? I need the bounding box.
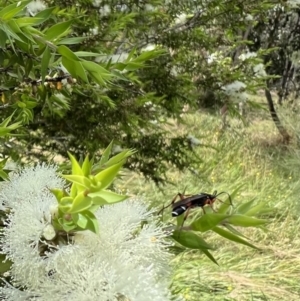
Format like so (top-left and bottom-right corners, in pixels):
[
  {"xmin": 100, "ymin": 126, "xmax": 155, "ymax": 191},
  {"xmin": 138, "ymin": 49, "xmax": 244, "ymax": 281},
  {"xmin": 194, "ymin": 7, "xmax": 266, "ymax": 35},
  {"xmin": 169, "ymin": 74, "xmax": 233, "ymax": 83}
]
[
  {"xmin": 191, "ymin": 213, "xmax": 228, "ymax": 232},
  {"xmin": 227, "ymin": 214, "xmax": 269, "ymax": 227},
  {"xmin": 213, "ymin": 226, "xmax": 259, "ymax": 249},
  {"xmin": 172, "ymin": 230, "xmax": 214, "ymax": 250},
  {"xmin": 89, "ymin": 190, "xmax": 127, "ymax": 205}
]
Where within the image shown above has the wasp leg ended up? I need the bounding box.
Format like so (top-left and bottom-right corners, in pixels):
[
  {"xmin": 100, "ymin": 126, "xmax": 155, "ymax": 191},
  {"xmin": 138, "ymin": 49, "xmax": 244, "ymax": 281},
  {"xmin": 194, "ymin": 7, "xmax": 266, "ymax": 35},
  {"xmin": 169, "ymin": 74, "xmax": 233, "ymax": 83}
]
[
  {"xmin": 177, "ymin": 206, "xmax": 192, "ymax": 238},
  {"xmin": 158, "ymin": 193, "xmax": 182, "ymax": 216}
]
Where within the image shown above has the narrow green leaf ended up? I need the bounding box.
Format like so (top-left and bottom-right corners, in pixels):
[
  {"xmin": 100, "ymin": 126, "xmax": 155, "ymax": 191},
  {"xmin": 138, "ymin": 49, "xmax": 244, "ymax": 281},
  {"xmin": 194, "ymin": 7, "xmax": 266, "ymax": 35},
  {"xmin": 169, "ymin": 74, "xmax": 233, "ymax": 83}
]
[
  {"xmin": 201, "ymin": 249, "xmax": 219, "ymax": 265},
  {"xmin": 89, "ymin": 190, "xmax": 127, "ymax": 205},
  {"xmin": 98, "ymin": 140, "xmax": 114, "ymax": 167},
  {"xmin": 244, "ymin": 202, "xmax": 269, "ymax": 216},
  {"xmin": 191, "ymin": 213, "xmax": 228, "ymax": 232},
  {"xmin": 227, "ymin": 214, "xmax": 269, "ymax": 227},
  {"xmin": 67, "ymin": 152, "xmax": 84, "ymax": 176},
  {"xmin": 94, "ymin": 161, "xmax": 123, "ymax": 190},
  {"xmin": 218, "ymin": 184, "xmax": 244, "ymax": 214},
  {"xmin": 0, "ymin": 23, "xmax": 24, "ymax": 43},
  {"xmin": 213, "ymin": 226, "xmax": 259, "ymax": 249},
  {"xmin": 34, "ymin": 7, "xmax": 56, "ymax": 23},
  {"xmin": 104, "ymin": 149, "xmax": 136, "ymax": 168},
  {"xmin": 82, "ymin": 155, "xmax": 91, "ymax": 177},
  {"xmin": 0, "ymin": 0, "xmax": 32, "ymax": 20},
  {"xmin": 15, "ymin": 17, "xmax": 44, "ymax": 27},
  {"xmin": 68, "ymin": 192, "xmax": 92, "ymax": 214},
  {"xmin": 62, "ymin": 175, "xmax": 91, "ymax": 189},
  {"xmin": 41, "ymin": 46, "xmax": 51, "ymax": 83},
  {"xmin": 58, "ymin": 45, "xmax": 80, "ymax": 61},
  {"xmin": 74, "ymin": 51, "xmax": 101, "ymax": 57},
  {"xmin": 0, "ymin": 254, "xmax": 12, "ymax": 274},
  {"xmin": 61, "ymin": 57, "xmax": 88, "ymax": 83},
  {"xmin": 0, "ymin": 128, "xmax": 12, "ymax": 137},
  {"xmin": 85, "ymin": 211, "xmax": 99, "ymax": 234},
  {"xmin": 0, "ymin": 169, "xmax": 9, "ymax": 180},
  {"xmin": 57, "ymin": 37, "xmax": 87, "ymax": 45},
  {"xmin": 75, "ymin": 212, "xmax": 88, "ymax": 229},
  {"xmin": 49, "ymin": 188, "xmax": 66, "ymax": 203},
  {"xmin": 0, "ymin": 29, "xmax": 7, "ymax": 47},
  {"xmin": 172, "ymin": 230, "xmax": 214, "ymax": 250},
  {"xmin": 0, "ymin": 114, "xmax": 13, "ymax": 127},
  {"xmin": 237, "ymin": 198, "xmax": 256, "ymax": 214},
  {"xmin": 45, "ymin": 20, "xmax": 72, "ymax": 41}
]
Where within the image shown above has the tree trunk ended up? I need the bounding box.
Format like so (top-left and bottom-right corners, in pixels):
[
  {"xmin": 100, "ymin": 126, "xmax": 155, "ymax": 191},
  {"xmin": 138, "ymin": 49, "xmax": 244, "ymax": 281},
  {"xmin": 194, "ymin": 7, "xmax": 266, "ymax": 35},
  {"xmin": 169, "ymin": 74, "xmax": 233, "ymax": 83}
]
[{"xmin": 265, "ymin": 88, "xmax": 290, "ymax": 144}]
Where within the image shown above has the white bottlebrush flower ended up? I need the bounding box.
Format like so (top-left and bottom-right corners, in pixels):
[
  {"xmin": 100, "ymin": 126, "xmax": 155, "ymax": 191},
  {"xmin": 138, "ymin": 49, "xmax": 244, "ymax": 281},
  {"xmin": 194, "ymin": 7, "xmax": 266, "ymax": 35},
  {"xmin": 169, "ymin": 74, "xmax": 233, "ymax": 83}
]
[
  {"xmin": 222, "ymin": 81, "xmax": 249, "ymax": 103},
  {"xmin": 245, "ymin": 14, "xmax": 254, "ymax": 21},
  {"xmin": 99, "ymin": 4, "xmax": 111, "ymax": 17},
  {"xmin": 0, "ymin": 163, "xmax": 64, "ymax": 210},
  {"xmin": 90, "ymin": 26, "xmax": 99, "ymax": 36},
  {"xmin": 92, "ymin": 0, "xmax": 102, "ymax": 7},
  {"xmin": 287, "ymin": 0, "xmax": 300, "ymax": 8},
  {"xmin": 253, "ymin": 63, "xmax": 267, "ymax": 77},
  {"xmin": 0, "ymin": 190, "xmax": 173, "ymax": 301},
  {"xmin": 175, "ymin": 13, "xmax": 187, "ymax": 25},
  {"xmin": 239, "ymin": 51, "xmax": 257, "ymax": 61},
  {"xmin": 145, "ymin": 4, "xmax": 155, "ymax": 11},
  {"xmin": 27, "ymin": 0, "xmax": 46, "ymax": 16},
  {"xmin": 141, "ymin": 44, "xmax": 156, "ymax": 52}
]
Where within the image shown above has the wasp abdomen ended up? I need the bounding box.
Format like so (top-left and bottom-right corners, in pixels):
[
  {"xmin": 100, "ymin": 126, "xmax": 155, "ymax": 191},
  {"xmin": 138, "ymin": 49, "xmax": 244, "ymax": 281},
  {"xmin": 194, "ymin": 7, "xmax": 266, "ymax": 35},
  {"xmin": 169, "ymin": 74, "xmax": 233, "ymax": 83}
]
[{"xmin": 172, "ymin": 206, "xmax": 186, "ymax": 217}]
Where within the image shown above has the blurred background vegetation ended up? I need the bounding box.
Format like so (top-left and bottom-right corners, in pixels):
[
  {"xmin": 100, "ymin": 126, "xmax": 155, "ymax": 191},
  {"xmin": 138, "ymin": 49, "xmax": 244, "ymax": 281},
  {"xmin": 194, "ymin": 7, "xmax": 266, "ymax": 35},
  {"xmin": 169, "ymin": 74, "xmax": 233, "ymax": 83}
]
[{"xmin": 1, "ymin": 0, "xmax": 300, "ymax": 299}]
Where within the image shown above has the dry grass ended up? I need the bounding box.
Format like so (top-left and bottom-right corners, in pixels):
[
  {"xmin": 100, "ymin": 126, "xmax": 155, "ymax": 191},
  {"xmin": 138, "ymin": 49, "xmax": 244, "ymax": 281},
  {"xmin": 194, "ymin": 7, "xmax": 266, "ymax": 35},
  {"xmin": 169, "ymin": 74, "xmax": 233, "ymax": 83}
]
[{"xmin": 117, "ymin": 104, "xmax": 300, "ymax": 301}]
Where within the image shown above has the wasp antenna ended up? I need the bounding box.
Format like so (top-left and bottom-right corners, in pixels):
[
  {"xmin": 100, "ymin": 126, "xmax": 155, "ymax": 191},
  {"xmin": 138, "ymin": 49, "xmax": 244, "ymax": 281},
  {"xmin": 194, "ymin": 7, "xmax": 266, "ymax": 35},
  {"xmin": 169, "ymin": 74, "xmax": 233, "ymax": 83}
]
[
  {"xmin": 216, "ymin": 191, "xmax": 233, "ymax": 206},
  {"xmin": 213, "ymin": 190, "xmax": 218, "ymax": 196}
]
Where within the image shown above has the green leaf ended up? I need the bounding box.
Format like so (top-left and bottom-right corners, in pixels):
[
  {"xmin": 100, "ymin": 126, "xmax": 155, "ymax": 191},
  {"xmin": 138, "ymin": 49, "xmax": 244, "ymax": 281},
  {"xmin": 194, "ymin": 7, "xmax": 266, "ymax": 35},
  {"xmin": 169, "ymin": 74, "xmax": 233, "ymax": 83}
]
[
  {"xmin": 172, "ymin": 230, "xmax": 214, "ymax": 250},
  {"xmin": 218, "ymin": 184, "xmax": 244, "ymax": 214},
  {"xmin": 68, "ymin": 191, "xmax": 92, "ymax": 214},
  {"xmin": 15, "ymin": 17, "xmax": 44, "ymax": 27},
  {"xmin": 74, "ymin": 51, "xmax": 101, "ymax": 57},
  {"xmin": 0, "ymin": 0, "xmax": 32, "ymax": 21},
  {"xmin": 0, "ymin": 114, "xmax": 13, "ymax": 127},
  {"xmin": 244, "ymin": 202, "xmax": 269, "ymax": 216},
  {"xmin": 34, "ymin": 7, "xmax": 56, "ymax": 23},
  {"xmin": 57, "ymin": 37, "xmax": 87, "ymax": 45},
  {"xmin": 85, "ymin": 211, "xmax": 99, "ymax": 234},
  {"xmin": 89, "ymin": 190, "xmax": 127, "ymax": 205},
  {"xmin": 0, "ymin": 254, "xmax": 12, "ymax": 274},
  {"xmin": 41, "ymin": 46, "xmax": 51, "ymax": 83},
  {"xmin": 191, "ymin": 213, "xmax": 229, "ymax": 232},
  {"xmin": 61, "ymin": 57, "xmax": 89, "ymax": 83},
  {"xmin": 0, "ymin": 169, "xmax": 9, "ymax": 180},
  {"xmin": 94, "ymin": 161, "xmax": 123, "ymax": 190},
  {"xmin": 82, "ymin": 155, "xmax": 91, "ymax": 177},
  {"xmin": 98, "ymin": 140, "xmax": 114, "ymax": 167},
  {"xmin": 58, "ymin": 45, "xmax": 80, "ymax": 61},
  {"xmin": 77, "ymin": 211, "xmax": 99, "ymax": 234},
  {"xmin": 0, "ymin": 23, "xmax": 25, "ymax": 43},
  {"xmin": 104, "ymin": 149, "xmax": 136, "ymax": 168},
  {"xmin": 236, "ymin": 198, "xmax": 256, "ymax": 214},
  {"xmin": 67, "ymin": 152, "xmax": 84, "ymax": 176},
  {"xmin": 227, "ymin": 214, "xmax": 269, "ymax": 227},
  {"xmin": 49, "ymin": 188, "xmax": 66, "ymax": 203},
  {"xmin": 201, "ymin": 249, "xmax": 219, "ymax": 265},
  {"xmin": 44, "ymin": 20, "xmax": 72, "ymax": 41},
  {"xmin": 81, "ymin": 60, "xmax": 112, "ymax": 85},
  {"xmin": 213, "ymin": 226, "xmax": 259, "ymax": 249},
  {"xmin": 59, "ymin": 196, "xmax": 73, "ymax": 213},
  {"xmin": 62, "ymin": 175, "xmax": 91, "ymax": 189}
]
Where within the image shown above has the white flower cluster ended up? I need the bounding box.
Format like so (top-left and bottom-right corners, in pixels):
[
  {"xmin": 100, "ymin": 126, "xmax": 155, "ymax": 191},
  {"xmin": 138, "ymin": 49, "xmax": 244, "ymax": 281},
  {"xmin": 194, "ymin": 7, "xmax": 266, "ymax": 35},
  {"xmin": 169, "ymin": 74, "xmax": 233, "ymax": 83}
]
[
  {"xmin": 238, "ymin": 52, "xmax": 257, "ymax": 61},
  {"xmin": 287, "ymin": 0, "xmax": 300, "ymax": 8},
  {"xmin": 27, "ymin": 0, "xmax": 47, "ymax": 16},
  {"xmin": 222, "ymin": 80, "xmax": 249, "ymax": 103},
  {"xmin": 0, "ymin": 165, "xmax": 173, "ymax": 301}
]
